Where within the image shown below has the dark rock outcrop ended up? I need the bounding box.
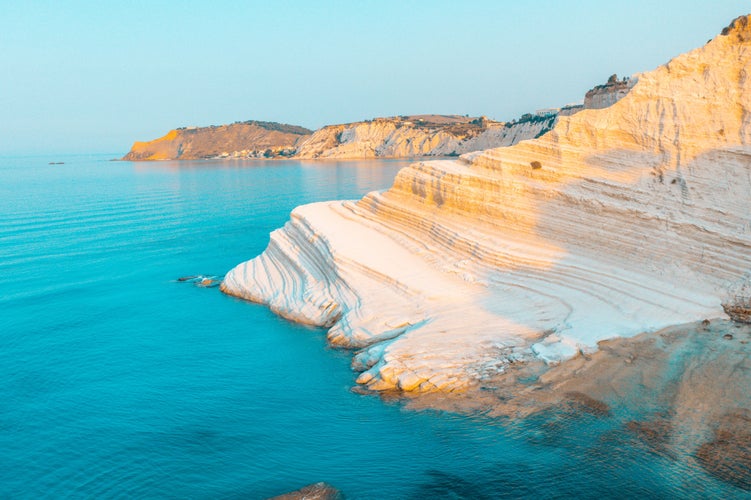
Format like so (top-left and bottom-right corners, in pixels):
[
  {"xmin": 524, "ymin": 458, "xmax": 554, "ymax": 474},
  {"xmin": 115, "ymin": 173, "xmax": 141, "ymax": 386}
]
[{"xmin": 695, "ymin": 410, "xmax": 751, "ymax": 490}]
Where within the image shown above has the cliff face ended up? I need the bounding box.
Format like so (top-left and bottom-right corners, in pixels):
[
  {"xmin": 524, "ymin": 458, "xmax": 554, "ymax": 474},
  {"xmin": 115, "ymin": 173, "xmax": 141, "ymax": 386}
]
[
  {"xmin": 222, "ymin": 16, "xmax": 751, "ymax": 394},
  {"xmin": 293, "ymin": 114, "xmax": 558, "ymax": 159},
  {"xmin": 122, "ymin": 74, "xmax": 645, "ymax": 162},
  {"xmin": 122, "ymin": 114, "xmax": 560, "ymax": 161},
  {"xmin": 122, "ymin": 121, "xmax": 311, "ymax": 161}
]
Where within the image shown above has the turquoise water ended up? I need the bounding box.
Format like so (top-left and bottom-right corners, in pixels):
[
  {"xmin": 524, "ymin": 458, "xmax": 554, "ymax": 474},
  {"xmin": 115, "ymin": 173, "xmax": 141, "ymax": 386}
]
[{"xmin": 1, "ymin": 155, "xmax": 746, "ymax": 498}]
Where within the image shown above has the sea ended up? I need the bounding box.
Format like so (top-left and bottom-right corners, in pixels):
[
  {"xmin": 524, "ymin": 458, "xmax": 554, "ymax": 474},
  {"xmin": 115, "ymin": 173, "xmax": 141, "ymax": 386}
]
[{"xmin": 0, "ymin": 154, "xmax": 746, "ymax": 499}]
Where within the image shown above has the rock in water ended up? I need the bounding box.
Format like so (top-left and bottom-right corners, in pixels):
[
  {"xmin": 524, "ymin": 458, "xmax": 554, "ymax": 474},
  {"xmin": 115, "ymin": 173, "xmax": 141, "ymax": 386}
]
[
  {"xmin": 268, "ymin": 482, "xmax": 343, "ymax": 500},
  {"xmin": 177, "ymin": 275, "xmax": 223, "ymax": 288},
  {"xmin": 695, "ymin": 410, "xmax": 751, "ymax": 490},
  {"xmin": 223, "ymin": 15, "xmax": 751, "ymax": 393}
]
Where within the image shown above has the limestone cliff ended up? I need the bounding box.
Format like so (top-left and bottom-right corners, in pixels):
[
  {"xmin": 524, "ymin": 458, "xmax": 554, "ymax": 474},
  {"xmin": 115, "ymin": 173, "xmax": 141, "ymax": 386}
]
[
  {"xmin": 123, "ymin": 113, "xmax": 561, "ymax": 161},
  {"xmin": 122, "ymin": 76, "xmax": 642, "ymax": 162},
  {"xmin": 222, "ymin": 15, "xmax": 751, "ymax": 394},
  {"xmin": 293, "ymin": 114, "xmax": 557, "ymax": 159},
  {"xmin": 122, "ymin": 121, "xmax": 312, "ymax": 161}
]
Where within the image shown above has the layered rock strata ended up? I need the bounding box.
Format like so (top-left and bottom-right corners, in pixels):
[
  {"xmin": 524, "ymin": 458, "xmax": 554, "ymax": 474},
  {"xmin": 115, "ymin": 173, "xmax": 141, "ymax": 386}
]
[
  {"xmin": 223, "ymin": 16, "xmax": 751, "ymax": 393},
  {"xmin": 292, "ymin": 114, "xmax": 557, "ymax": 159}
]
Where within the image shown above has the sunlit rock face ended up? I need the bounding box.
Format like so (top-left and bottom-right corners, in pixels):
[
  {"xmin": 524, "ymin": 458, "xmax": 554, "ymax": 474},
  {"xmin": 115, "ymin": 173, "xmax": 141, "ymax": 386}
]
[
  {"xmin": 222, "ymin": 16, "xmax": 751, "ymax": 393},
  {"xmin": 122, "ymin": 121, "xmax": 311, "ymax": 160},
  {"xmin": 292, "ymin": 115, "xmax": 557, "ymax": 159},
  {"xmin": 123, "ymin": 114, "xmax": 557, "ymax": 161}
]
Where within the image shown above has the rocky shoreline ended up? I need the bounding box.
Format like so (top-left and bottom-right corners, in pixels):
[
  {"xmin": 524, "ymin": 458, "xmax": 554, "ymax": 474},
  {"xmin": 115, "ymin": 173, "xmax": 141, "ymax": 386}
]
[{"xmin": 400, "ymin": 320, "xmax": 751, "ymax": 490}]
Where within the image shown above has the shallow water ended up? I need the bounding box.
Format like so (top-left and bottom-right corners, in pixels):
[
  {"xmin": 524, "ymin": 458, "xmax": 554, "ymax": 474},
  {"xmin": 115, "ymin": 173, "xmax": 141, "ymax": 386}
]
[{"xmin": 1, "ymin": 155, "xmax": 747, "ymax": 498}]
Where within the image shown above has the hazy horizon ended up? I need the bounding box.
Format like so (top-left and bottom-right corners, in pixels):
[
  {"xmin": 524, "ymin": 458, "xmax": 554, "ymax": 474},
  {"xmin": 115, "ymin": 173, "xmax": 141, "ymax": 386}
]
[{"xmin": 2, "ymin": 1, "xmax": 749, "ymax": 155}]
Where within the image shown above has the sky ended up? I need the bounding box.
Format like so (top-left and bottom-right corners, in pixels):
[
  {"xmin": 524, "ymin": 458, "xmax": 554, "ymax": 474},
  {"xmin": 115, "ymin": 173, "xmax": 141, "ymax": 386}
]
[{"xmin": 1, "ymin": 0, "xmax": 749, "ymax": 155}]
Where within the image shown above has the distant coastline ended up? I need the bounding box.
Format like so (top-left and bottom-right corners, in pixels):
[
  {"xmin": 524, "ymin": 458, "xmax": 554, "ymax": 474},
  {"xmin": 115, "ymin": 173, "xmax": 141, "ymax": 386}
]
[
  {"xmin": 123, "ymin": 75, "xmax": 638, "ymax": 163},
  {"xmin": 121, "ymin": 101, "xmax": 593, "ymax": 162}
]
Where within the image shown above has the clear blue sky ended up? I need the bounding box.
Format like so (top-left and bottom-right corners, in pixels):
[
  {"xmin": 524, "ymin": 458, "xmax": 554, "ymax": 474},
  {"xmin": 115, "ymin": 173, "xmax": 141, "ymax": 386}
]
[{"xmin": 1, "ymin": 0, "xmax": 748, "ymax": 155}]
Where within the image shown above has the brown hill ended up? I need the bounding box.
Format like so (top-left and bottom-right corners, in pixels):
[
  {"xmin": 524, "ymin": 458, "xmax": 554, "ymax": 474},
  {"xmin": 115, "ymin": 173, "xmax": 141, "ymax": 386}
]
[{"xmin": 122, "ymin": 121, "xmax": 312, "ymax": 161}]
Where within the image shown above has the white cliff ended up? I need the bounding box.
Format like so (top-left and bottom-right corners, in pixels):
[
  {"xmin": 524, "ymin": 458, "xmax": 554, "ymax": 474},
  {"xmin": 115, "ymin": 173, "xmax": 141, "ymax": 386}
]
[
  {"xmin": 222, "ymin": 16, "xmax": 751, "ymax": 393},
  {"xmin": 292, "ymin": 115, "xmax": 557, "ymax": 159}
]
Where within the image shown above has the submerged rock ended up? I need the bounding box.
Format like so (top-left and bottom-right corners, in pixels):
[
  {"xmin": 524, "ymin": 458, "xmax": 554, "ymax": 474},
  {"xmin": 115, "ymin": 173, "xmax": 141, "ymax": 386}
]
[
  {"xmin": 268, "ymin": 482, "xmax": 343, "ymax": 500},
  {"xmin": 176, "ymin": 275, "xmax": 223, "ymax": 288},
  {"xmin": 695, "ymin": 410, "xmax": 751, "ymax": 491},
  {"xmin": 625, "ymin": 414, "xmax": 674, "ymax": 456},
  {"xmin": 562, "ymin": 391, "xmax": 611, "ymax": 417}
]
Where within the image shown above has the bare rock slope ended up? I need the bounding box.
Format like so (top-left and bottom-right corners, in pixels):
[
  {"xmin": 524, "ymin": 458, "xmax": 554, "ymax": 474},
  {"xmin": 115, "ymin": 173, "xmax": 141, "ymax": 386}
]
[
  {"xmin": 122, "ymin": 79, "xmax": 627, "ymax": 162},
  {"xmin": 122, "ymin": 114, "xmax": 562, "ymax": 161},
  {"xmin": 222, "ymin": 16, "xmax": 751, "ymax": 394},
  {"xmin": 292, "ymin": 114, "xmax": 557, "ymax": 159},
  {"xmin": 122, "ymin": 121, "xmax": 312, "ymax": 161}
]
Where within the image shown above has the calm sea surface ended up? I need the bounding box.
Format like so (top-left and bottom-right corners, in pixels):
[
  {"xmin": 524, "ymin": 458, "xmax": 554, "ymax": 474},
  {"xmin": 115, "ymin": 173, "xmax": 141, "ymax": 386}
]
[{"xmin": 0, "ymin": 155, "xmax": 745, "ymax": 499}]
